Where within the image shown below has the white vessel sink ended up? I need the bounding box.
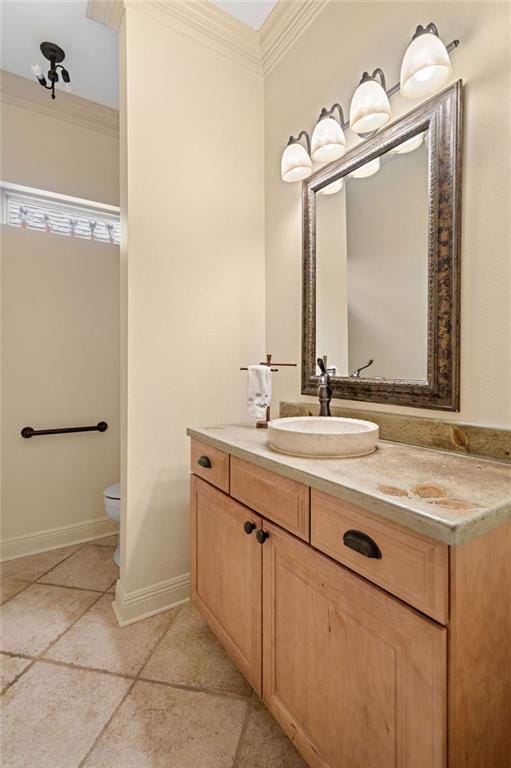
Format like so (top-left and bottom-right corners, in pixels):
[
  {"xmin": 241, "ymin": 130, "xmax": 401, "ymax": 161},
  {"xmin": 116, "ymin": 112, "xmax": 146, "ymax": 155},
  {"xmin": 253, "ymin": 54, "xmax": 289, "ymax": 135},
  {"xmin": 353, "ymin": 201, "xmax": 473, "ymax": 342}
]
[{"xmin": 267, "ymin": 416, "xmax": 379, "ymax": 458}]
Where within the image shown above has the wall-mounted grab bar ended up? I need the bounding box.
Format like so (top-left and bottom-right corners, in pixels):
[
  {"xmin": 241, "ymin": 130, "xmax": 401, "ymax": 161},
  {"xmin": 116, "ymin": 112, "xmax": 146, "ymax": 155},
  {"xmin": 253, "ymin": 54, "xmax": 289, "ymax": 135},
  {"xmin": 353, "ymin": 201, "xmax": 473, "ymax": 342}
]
[{"xmin": 21, "ymin": 421, "xmax": 108, "ymax": 439}]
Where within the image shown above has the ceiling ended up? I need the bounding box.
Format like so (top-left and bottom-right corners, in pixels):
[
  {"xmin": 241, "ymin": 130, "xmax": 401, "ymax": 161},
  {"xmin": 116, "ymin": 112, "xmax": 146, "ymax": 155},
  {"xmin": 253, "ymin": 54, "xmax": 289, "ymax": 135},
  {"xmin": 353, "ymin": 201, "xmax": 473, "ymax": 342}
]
[
  {"xmin": 210, "ymin": 1, "xmax": 277, "ymax": 30},
  {"xmin": 0, "ymin": 1, "xmax": 119, "ymax": 108},
  {"xmin": 0, "ymin": 1, "xmax": 278, "ymax": 110}
]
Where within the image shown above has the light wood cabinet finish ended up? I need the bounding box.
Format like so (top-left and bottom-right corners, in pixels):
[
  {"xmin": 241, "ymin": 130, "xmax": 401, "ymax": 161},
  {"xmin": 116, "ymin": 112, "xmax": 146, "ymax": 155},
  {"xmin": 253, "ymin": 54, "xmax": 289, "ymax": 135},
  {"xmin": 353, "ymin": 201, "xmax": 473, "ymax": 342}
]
[
  {"xmin": 190, "ymin": 439, "xmax": 230, "ymax": 493},
  {"xmin": 262, "ymin": 521, "xmax": 447, "ymax": 768},
  {"xmin": 448, "ymin": 519, "xmax": 511, "ymax": 768},
  {"xmin": 230, "ymin": 456, "xmax": 310, "ymax": 540},
  {"xmin": 190, "ymin": 440, "xmax": 511, "ymax": 768},
  {"xmin": 190, "ymin": 476, "xmax": 262, "ymax": 693},
  {"xmin": 311, "ymin": 489, "xmax": 448, "ymax": 623}
]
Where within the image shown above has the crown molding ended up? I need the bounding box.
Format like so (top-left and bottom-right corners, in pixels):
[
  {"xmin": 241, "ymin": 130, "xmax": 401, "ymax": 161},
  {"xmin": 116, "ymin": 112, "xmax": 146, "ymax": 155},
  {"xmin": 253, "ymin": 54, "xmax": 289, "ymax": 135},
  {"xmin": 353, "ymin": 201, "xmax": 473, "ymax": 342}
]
[
  {"xmin": 86, "ymin": 0, "xmax": 124, "ymax": 31},
  {"xmin": 260, "ymin": 0, "xmax": 330, "ymax": 76},
  {"xmin": 85, "ymin": 1, "xmax": 330, "ymax": 79},
  {"xmin": 0, "ymin": 70, "xmax": 119, "ymax": 137},
  {"xmin": 130, "ymin": 0, "xmax": 262, "ymax": 76}
]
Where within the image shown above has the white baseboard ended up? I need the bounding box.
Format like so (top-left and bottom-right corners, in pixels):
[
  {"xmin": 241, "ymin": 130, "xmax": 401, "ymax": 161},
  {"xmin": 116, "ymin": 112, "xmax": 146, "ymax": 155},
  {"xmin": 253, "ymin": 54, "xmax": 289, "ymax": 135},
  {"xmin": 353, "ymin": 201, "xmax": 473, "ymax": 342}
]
[
  {"xmin": 112, "ymin": 572, "xmax": 190, "ymax": 626},
  {"xmin": 0, "ymin": 517, "xmax": 119, "ymax": 562}
]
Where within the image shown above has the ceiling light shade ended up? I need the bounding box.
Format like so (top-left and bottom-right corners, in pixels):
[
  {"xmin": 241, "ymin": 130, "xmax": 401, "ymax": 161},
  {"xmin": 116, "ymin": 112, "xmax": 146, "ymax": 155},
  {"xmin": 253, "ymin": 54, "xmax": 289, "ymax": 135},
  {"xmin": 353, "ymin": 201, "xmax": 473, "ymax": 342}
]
[
  {"xmin": 281, "ymin": 132, "xmax": 313, "ymax": 183},
  {"xmin": 319, "ymin": 179, "xmax": 344, "ymax": 195},
  {"xmin": 390, "ymin": 133, "xmax": 425, "ymax": 154},
  {"xmin": 350, "ymin": 69, "xmax": 391, "ymax": 135},
  {"xmin": 311, "ymin": 105, "xmax": 347, "ymax": 164},
  {"xmin": 350, "ymin": 157, "xmax": 381, "ymax": 179},
  {"xmin": 400, "ymin": 23, "xmax": 452, "ymax": 99}
]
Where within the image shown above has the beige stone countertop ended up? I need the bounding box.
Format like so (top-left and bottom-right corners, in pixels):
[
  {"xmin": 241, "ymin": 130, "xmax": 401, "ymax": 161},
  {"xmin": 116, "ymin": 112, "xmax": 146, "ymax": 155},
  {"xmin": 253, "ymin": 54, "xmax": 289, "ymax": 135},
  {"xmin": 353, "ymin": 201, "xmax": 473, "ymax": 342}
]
[{"xmin": 187, "ymin": 424, "xmax": 511, "ymax": 545}]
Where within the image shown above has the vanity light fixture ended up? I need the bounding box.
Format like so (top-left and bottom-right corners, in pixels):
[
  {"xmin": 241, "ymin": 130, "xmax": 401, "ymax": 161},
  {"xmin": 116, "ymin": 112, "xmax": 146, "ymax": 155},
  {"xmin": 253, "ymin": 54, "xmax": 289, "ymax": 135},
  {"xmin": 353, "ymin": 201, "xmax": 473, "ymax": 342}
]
[
  {"xmin": 401, "ymin": 24, "xmax": 453, "ymax": 100},
  {"xmin": 280, "ymin": 23, "xmax": 459, "ymax": 185},
  {"xmin": 350, "ymin": 157, "xmax": 380, "ymax": 179},
  {"xmin": 349, "ymin": 69, "xmax": 391, "ymax": 135},
  {"xmin": 31, "ymin": 42, "xmax": 71, "ymax": 101},
  {"xmin": 311, "ymin": 104, "xmax": 347, "ymax": 164},
  {"xmin": 281, "ymin": 131, "xmax": 313, "ymax": 182},
  {"xmin": 319, "ymin": 179, "xmax": 344, "ymax": 195},
  {"xmin": 389, "ymin": 132, "xmax": 425, "ymax": 155}
]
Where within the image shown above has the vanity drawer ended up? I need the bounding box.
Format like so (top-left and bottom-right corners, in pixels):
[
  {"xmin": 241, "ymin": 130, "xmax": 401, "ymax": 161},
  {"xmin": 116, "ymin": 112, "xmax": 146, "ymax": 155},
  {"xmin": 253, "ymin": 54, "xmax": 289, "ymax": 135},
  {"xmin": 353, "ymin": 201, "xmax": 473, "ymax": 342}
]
[
  {"xmin": 230, "ymin": 457, "xmax": 310, "ymax": 541},
  {"xmin": 311, "ymin": 489, "xmax": 448, "ymax": 623},
  {"xmin": 191, "ymin": 439, "xmax": 230, "ymax": 493}
]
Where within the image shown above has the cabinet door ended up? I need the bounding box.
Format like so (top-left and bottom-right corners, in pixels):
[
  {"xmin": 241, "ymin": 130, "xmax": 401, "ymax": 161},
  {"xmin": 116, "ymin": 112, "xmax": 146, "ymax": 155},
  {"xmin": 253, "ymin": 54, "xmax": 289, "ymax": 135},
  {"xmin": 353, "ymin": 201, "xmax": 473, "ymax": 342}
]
[
  {"xmin": 262, "ymin": 522, "xmax": 447, "ymax": 768},
  {"xmin": 191, "ymin": 475, "xmax": 262, "ymax": 693}
]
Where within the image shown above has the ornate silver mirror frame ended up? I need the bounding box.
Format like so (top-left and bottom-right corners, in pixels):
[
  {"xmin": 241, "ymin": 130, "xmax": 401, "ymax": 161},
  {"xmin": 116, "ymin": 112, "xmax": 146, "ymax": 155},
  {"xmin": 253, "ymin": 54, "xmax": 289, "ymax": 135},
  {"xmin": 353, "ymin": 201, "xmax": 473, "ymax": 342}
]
[{"xmin": 302, "ymin": 81, "xmax": 463, "ymax": 410}]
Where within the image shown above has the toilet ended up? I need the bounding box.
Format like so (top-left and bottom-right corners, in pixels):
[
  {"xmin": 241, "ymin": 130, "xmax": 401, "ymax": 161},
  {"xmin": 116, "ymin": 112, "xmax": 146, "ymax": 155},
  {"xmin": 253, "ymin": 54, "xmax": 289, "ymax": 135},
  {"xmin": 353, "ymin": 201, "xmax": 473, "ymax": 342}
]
[{"xmin": 103, "ymin": 482, "xmax": 120, "ymax": 566}]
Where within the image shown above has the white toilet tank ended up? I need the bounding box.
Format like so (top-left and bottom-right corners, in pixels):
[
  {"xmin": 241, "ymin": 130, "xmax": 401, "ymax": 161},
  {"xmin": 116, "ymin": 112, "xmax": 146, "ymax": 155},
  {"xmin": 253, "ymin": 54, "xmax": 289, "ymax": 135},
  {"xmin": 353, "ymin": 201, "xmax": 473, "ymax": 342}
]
[
  {"xmin": 104, "ymin": 482, "xmax": 120, "ymax": 522},
  {"xmin": 103, "ymin": 483, "xmax": 121, "ymax": 567}
]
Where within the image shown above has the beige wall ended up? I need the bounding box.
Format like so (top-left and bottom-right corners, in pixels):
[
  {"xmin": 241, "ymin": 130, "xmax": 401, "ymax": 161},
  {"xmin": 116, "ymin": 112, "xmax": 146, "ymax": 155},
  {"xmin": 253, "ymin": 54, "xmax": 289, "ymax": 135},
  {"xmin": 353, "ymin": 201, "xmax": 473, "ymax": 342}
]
[
  {"xmin": 117, "ymin": 6, "xmax": 265, "ymax": 619},
  {"xmin": 265, "ymin": 1, "xmax": 511, "ymax": 427},
  {"xmin": 1, "ymin": 227, "xmax": 120, "ymax": 545},
  {"xmin": 1, "ymin": 88, "xmax": 120, "ymax": 556},
  {"xmin": 1, "ymin": 97, "xmax": 119, "ymax": 206},
  {"xmin": 346, "ymin": 141, "xmax": 428, "ymax": 380}
]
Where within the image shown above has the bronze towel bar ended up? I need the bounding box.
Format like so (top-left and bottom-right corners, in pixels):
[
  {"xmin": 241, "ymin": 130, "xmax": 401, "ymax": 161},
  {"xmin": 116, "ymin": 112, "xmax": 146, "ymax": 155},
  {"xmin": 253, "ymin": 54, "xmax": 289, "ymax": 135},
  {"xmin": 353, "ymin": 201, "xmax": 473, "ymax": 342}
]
[{"xmin": 21, "ymin": 421, "xmax": 108, "ymax": 438}]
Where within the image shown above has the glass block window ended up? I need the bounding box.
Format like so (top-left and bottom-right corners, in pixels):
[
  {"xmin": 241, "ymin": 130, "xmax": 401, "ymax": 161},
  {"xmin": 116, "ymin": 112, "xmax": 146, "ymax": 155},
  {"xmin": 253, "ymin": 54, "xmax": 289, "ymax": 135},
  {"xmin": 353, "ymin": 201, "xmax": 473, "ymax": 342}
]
[{"xmin": 2, "ymin": 187, "xmax": 120, "ymax": 245}]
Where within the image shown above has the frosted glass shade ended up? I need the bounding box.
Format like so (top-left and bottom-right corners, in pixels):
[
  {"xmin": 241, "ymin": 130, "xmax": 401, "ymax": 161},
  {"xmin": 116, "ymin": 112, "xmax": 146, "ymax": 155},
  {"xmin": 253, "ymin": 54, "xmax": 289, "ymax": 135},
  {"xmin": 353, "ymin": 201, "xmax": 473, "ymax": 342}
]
[
  {"xmin": 390, "ymin": 133, "xmax": 424, "ymax": 155},
  {"xmin": 350, "ymin": 79, "xmax": 391, "ymax": 134},
  {"xmin": 319, "ymin": 179, "xmax": 344, "ymax": 196},
  {"xmin": 281, "ymin": 141, "xmax": 313, "ymax": 182},
  {"xmin": 311, "ymin": 117, "xmax": 347, "ymax": 164},
  {"xmin": 350, "ymin": 157, "xmax": 380, "ymax": 179},
  {"xmin": 400, "ymin": 32, "xmax": 452, "ymax": 99}
]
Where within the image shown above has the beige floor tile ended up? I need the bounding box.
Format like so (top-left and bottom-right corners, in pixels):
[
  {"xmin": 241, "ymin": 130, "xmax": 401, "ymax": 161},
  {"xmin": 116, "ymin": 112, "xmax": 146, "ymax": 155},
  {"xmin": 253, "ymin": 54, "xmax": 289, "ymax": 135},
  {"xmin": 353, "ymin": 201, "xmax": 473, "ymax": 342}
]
[
  {"xmin": 0, "ymin": 544, "xmax": 83, "ymax": 582},
  {"xmin": 84, "ymin": 679, "xmax": 247, "ymax": 768},
  {"xmin": 141, "ymin": 603, "xmax": 252, "ymax": 697},
  {"xmin": 93, "ymin": 534, "xmax": 119, "ymax": 547},
  {"xmin": 0, "ymin": 654, "xmax": 31, "ymax": 691},
  {"xmin": 45, "ymin": 595, "xmax": 176, "ymax": 676},
  {"xmin": 106, "ymin": 579, "xmax": 117, "ymax": 594},
  {"xmin": 0, "ymin": 577, "xmax": 30, "ymax": 605},
  {"xmin": 38, "ymin": 544, "xmax": 118, "ymax": 591},
  {"xmin": 0, "ymin": 583, "xmax": 98, "ymax": 656},
  {"xmin": 237, "ymin": 700, "xmax": 308, "ymax": 768},
  {"xmin": 1, "ymin": 661, "xmax": 130, "ymax": 768}
]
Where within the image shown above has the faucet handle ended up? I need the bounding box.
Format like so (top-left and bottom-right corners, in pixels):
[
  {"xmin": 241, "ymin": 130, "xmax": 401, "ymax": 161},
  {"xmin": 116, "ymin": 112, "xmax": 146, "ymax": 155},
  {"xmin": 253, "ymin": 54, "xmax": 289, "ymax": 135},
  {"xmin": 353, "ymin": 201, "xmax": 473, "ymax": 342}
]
[{"xmin": 317, "ymin": 356, "xmax": 327, "ymax": 375}]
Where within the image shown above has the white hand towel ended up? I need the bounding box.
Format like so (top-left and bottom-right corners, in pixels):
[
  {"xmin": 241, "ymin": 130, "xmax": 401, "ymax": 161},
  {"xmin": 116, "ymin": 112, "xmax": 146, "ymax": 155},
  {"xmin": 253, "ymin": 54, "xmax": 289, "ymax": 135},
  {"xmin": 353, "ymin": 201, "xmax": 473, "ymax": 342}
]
[{"xmin": 247, "ymin": 365, "xmax": 272, "ymax": 420}]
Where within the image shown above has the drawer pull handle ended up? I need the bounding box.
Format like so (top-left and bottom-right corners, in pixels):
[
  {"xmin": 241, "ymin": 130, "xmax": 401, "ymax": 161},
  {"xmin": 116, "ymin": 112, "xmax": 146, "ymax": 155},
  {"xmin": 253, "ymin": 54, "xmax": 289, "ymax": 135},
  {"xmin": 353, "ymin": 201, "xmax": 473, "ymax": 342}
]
[
  {"xmin": 197, "ymin": 455, "xmax": 212, "ymax": 469},
  {"xmin": 256, "ymin": 529, "xmax": 269, "ymax": 544},
  {"xmin": 343, "ymin": 529, "xmax": 382, "ymax": 559},
  {"xmin": 243, "ymin": 521, "xmax": 256, "ymax": 535}
]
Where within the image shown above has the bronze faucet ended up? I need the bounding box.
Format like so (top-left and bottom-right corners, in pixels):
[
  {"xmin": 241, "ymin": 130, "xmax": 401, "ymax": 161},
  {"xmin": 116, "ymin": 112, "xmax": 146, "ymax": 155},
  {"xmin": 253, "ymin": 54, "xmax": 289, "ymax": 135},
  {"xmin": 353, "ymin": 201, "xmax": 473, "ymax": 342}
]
[{"xmin": 317, "ymin": 357, "xmax": 332, "ymax": 416}]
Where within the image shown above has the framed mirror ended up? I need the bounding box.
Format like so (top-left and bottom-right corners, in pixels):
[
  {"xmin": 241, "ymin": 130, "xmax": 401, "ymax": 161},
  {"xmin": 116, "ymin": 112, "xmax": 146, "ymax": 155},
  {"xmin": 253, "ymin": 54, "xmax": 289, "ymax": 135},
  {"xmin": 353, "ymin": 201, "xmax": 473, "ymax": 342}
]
[{"xmin": 302, "ymin": 81, "xmax": 462, "ymax": 410}]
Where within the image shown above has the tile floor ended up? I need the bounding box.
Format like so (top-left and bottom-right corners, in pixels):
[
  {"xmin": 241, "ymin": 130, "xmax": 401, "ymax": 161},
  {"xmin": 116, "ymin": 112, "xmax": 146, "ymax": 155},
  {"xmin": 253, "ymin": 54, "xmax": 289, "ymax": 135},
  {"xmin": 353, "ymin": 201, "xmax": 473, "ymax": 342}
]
[{"xmin": 0, "ymin": 539, "xmax": 306, "ymax": 768}]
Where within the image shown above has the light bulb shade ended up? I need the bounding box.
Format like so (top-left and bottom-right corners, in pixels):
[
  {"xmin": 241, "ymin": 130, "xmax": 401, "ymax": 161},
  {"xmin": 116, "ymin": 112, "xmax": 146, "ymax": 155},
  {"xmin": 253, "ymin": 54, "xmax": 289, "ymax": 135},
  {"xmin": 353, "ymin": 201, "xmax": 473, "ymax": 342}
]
[
  {"xmin": 400, "ymin": 31, "xmax": 451, "ymax": 99},
  {"xmin": 320, "ymin": 179, "xmax": 344, "ymax": 196},
  {"xmin": 390, "ymin": 133, "xmax": 424, "ymax": 155},
  {"xmin": 31, "ymin": 63, "xmax": 42, "ymax": 77},
  {"xmin": 311, "ymin": 117, "xmax": 347, "ymax": 164},
  {"xmin": 281, "ymin": 141, "xmax": 312, "ymax": 182},
  {"xmin": 350, "ymin": 157, "xmax": 381, "ymax": 179},
  {"xmin": 350, "ymin": 79, "xmax": 391, "ymax": 134}
]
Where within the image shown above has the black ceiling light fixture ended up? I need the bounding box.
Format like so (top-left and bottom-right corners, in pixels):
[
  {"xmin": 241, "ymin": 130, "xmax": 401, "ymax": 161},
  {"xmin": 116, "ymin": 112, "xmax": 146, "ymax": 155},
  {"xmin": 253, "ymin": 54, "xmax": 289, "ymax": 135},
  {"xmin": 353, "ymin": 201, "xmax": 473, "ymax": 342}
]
[{"xmin": 31, "ymin": 42, "xmax": 71, "ymax": 101}]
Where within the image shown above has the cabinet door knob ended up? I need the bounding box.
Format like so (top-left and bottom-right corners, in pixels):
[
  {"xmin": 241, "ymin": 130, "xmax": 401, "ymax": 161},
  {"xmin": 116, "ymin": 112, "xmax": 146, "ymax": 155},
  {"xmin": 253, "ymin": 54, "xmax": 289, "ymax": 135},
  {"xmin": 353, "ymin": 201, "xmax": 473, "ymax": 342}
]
[
  {"xmin": 256, "ymin": 529, "xmax": 269, "ymax": 544},
  {"xmin": 343, "ymin": 529, "xmax": 382, "ymax": 559},
  {"xmin": 243, "ymin": 521, "xmax": 256, "ymax": 535},
  {"xmin": 197, "ymin": 455, "xmax": 212, "ymax": 469}
]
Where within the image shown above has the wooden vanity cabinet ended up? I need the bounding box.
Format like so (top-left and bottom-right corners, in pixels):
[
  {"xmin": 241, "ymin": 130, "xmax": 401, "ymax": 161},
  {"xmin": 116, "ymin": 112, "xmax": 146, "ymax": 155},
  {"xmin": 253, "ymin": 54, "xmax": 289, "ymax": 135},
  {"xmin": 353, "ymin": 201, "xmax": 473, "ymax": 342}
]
[
  {"xmin": 263, "ymin": 521, "xmax": 446, "ymax": 768},
  {"xmin": 190, "ymin": 439, "xmax": 511, "ymax": 768},
  {"xmin": 190, "ymin": 476, "xmax": 262, "ymax": 693}
]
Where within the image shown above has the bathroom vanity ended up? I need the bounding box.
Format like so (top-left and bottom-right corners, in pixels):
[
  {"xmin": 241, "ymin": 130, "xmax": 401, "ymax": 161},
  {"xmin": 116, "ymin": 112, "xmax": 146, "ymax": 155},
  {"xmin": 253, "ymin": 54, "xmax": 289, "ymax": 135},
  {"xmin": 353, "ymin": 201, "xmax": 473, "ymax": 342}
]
[{"xmin": 188, "ymin": 424, "xmax": 511, "ymax": 768}]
